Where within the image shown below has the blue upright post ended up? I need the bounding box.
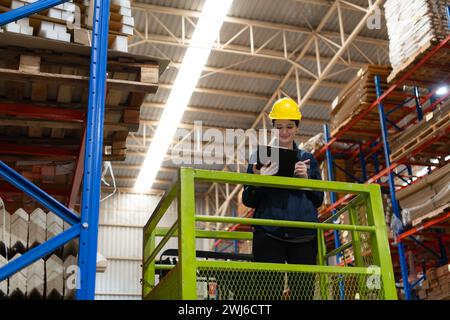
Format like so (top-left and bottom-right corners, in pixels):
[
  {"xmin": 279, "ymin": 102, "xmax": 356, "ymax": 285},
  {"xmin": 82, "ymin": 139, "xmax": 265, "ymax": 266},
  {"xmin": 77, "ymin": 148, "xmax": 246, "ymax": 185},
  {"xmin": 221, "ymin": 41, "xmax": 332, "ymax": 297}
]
[
  {"xmin": 429, "ymin": 87, "xmax": 436, "ymax": 106},
  {"xmin": 447, "ymin": 6, "xmax": 450, "ymax": 29},
  {"xmin": 76, "ymin": 0, "xmax": 110, "ymax": 300},
  {"xmin": 359, "ymin": 144, "xmax": 367, "ymax": 182},
  {"xmin": 324, "ymin": 124, "xmax": 345, "ymax": 299},
  {"xmin": 406, "ymin": 165, "xmax": 413, "ymax": 183},
  {"xmin": 371, "ymin": 142, "xmax": 380, "ymax": 183},
  {"xmin": 413, "ymin": 87, "xmax": 423, "ymax": 121},
  {"xmin": 324, "ymin": 124, "xmax": 341, "ymax": 251},
  {"xmin": 437, "ymin": 231, "xmax": 448, "ymax": 266},
  {"xmin": 232, "ymin": 208, "xmax": 239, "ymax": 254},
  {"xmin": 375, "ymin": 75, "xmax": 412, "ymax": 300}
]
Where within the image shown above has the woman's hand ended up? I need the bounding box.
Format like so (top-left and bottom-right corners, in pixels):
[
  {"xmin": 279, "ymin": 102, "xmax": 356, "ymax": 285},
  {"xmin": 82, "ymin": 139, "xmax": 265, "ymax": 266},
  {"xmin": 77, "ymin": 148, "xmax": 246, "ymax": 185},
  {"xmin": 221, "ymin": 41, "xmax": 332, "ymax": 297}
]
[
  {"xmin": 294, "ymin": 159, "xmax": 310, "ymax": 178},
  {"xmin": 253, "ymin": 162, "xmax": 278, "ymax": 175}
]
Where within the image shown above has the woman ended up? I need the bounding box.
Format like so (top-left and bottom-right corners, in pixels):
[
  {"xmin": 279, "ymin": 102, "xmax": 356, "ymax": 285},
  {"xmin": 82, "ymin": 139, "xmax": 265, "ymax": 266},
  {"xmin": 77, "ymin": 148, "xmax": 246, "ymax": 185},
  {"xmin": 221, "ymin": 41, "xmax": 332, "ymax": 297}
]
[{"xmin": 242, "ymin": 97, "xmax": 324, "ymax": 299}]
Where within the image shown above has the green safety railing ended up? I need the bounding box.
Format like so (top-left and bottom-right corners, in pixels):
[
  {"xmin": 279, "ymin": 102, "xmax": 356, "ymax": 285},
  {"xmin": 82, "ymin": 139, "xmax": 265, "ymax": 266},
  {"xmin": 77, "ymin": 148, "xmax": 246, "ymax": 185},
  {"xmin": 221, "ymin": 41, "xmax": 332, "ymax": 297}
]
[{"xmin": 142, "ymin": 168, "xmax": 397, "ymax": 300}]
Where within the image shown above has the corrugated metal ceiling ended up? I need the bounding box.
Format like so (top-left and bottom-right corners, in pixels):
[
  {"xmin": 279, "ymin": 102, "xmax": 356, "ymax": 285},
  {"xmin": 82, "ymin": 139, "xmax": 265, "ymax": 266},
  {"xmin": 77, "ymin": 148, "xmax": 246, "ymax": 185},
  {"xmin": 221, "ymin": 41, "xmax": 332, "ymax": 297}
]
[{"xmin": 114, "ymin": 0, "xmax": 390, "ymax": 192}]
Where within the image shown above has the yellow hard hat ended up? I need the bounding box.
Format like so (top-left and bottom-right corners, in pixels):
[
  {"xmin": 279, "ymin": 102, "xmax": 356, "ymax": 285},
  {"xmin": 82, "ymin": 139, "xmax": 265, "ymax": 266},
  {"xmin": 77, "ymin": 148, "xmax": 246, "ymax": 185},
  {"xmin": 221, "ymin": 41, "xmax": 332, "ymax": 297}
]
[{"xmin": 269, "ymin": 97, "xmax": 302, "ymax": 120}]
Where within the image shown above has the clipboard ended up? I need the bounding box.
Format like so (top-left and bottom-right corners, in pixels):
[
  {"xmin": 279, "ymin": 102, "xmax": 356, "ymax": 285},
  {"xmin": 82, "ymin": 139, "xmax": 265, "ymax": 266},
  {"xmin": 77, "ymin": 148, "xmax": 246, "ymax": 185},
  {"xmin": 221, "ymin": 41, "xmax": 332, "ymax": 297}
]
[{"xmin": 254, "ymin": 145, "xmax": 298, "ymax": 177}]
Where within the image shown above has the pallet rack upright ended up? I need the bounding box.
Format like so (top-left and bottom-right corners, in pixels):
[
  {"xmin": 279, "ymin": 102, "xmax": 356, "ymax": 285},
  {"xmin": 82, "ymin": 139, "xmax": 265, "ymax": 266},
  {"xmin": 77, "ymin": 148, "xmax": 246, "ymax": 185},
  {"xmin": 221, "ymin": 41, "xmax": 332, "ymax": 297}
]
[{"xmin": 0, "ymin": 0, "xmax": 110, "ymax": 300}]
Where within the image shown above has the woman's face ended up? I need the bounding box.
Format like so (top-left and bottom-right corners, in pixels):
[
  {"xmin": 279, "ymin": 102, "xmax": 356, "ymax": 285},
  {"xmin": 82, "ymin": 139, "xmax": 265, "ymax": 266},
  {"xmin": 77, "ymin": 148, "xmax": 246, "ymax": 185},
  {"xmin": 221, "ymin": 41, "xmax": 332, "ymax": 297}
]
[{"xmin": 273, "ymin": 120, "xmax": 298, "ymax": 147}]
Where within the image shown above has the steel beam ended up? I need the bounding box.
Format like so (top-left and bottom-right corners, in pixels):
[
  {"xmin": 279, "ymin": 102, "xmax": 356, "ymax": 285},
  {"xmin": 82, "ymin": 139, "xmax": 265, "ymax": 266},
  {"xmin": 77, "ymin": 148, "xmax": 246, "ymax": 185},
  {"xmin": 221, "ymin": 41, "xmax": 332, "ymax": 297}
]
[
  {"xmin": 375, "ymin": 75, "xmax": 411, "ymax": 300},
  {"xmin": 297, "ymin": 0, "xmax": 384, "ymax": 110},
  {"xmin": 0, "ymin": 143, "xmax": 78, "ymax": 159},
  {"xmin": 0, "ymin": 103, "xmax": 84, "ymax": 122},
  {"xmin": 131, "ymin": 2, "xmax": 388, "ymax": 47}
]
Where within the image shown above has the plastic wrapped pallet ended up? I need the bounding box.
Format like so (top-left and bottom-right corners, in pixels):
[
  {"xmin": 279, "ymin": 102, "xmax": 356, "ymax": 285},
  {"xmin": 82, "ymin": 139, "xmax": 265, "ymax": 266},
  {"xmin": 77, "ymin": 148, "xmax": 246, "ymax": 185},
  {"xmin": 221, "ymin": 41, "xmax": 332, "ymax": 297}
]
[{"xmin": 300, "ymin": 133, "xmax": 325, "ymax": 155}]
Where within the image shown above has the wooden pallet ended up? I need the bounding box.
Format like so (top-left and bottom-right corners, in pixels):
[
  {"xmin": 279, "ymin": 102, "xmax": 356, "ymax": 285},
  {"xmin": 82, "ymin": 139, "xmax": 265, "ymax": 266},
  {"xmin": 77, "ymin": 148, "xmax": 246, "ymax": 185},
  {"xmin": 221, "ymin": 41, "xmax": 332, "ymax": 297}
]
[
  {"xmin": 390, "ymin": 104, "xmax": 450, "ymax": 163},
  {"xmin": 0, "ymin": 34, "xmax": 161, "ymax": 163}
]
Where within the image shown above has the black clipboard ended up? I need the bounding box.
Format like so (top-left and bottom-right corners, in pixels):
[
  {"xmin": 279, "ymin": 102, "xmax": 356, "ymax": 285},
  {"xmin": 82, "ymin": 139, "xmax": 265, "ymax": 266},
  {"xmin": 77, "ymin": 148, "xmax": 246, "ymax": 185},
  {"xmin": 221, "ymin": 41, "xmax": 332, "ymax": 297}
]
[{"xmin": 254, "ymin": 145, "xmax": 298, "ymax": 177}]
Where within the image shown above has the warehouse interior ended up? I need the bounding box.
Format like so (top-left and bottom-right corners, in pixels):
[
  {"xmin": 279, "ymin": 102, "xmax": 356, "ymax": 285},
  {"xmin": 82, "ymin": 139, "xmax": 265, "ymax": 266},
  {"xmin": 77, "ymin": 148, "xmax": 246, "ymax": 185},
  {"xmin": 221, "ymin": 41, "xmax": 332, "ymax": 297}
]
[{"xmin": 0, "ymin": 0, "xmax": 449, "ymax": 300}]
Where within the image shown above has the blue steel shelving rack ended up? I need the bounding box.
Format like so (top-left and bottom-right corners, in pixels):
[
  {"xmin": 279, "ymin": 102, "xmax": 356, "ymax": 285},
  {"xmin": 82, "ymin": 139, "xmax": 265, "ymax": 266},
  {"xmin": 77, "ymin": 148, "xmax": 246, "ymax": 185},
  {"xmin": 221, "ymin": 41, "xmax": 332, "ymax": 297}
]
[
  {"xmin": 319, "ymin": 27, "xmax": 450, "ymax": 300},
  {"xmin": 0, "ymin": 0, "xmax": 110, "ymax": 300}
]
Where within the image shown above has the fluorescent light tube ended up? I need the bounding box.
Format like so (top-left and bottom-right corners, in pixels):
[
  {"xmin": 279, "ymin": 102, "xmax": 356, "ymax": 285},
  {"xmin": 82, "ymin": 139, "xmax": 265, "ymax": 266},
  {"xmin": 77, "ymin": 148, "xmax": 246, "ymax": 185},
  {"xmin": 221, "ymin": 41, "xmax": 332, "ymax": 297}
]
[{"xmin": 134, "ymin": 0, "xmax": 233, "ymax": 192}]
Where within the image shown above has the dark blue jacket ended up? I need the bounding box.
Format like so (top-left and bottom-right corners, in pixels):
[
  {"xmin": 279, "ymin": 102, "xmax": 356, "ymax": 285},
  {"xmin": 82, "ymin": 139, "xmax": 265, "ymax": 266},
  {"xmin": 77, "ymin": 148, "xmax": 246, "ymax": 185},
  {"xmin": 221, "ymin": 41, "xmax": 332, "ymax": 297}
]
[{"xmin": 242, "ymin": 144, "xmax": 324, "ymax": 239}]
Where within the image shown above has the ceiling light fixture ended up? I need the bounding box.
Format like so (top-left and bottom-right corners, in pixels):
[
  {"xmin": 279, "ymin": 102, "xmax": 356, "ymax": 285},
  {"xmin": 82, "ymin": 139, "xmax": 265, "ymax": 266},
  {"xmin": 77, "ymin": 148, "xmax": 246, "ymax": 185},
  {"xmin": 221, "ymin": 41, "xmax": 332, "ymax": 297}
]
[{"xmin": 134, "ymin": 0, "xmax": 233, "ymax": 192}]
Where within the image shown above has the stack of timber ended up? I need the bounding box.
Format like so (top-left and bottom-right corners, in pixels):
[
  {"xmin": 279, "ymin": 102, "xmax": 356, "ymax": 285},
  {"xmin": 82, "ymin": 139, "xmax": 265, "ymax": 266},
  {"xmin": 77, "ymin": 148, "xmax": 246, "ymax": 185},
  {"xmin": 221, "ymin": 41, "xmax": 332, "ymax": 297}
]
[
  {"xmin": 330, "ymin": 65, "xmax": 407, "ymax": 139},
  {"xmin": 389, "ymin": 98, "xmax": 450, "ymax": 163},
  {"xmin": 62, "ymin": 220, "xmax": 77, "ymax": 299},
  {"xmin": 0, "ymin": 203, "xmax": 10, "ymax": 298},
  {"xmin": 0, "ymin": 33, "xmax": 164, "ymax": 226},
  {"xmin": 417, "ymin": 264, "xmax": 450, "ymax": 300},
  {"xmin": 0, "ymin": 32, "xmax": 162, "ymax": 162},
  {"xmin": 27, "ymin": 208, "xmax": 46, "ymax": 299},
  {"xmin": 46, "ymin": 212, "xmax": 64, "ymax": 299},
  {"xmin": 8, "ymin": 208, "xmax": 28, "ymax": 299},
  {"xmin": 0, "ymin": 162, "xmax": 74, "ymax": 213},
  {"xmin": 0, "ymin": 0, "xmax": 135, "ymax": 52},
  {"xmin": 397, "ymin": 162, "xmax": 450, "ymax": 227},
  {"xmin": 384, "ymin": 0, "xmax": 450, "ymax": 85},
  {"xmin": 0, "ymin": 207, "xmax": 108, "ymax": 299}
]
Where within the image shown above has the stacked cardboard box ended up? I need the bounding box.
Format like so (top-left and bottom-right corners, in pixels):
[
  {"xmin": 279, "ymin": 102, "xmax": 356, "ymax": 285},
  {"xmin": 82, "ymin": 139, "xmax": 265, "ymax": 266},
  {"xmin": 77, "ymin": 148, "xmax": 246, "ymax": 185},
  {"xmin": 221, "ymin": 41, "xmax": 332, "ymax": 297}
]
[
  {"xmin": 73, "ymin": 0, "xmax": 134, "ymax": 52},
  {"xmin": 35, "ymin": 1, "xmax": 75, "ymax": 42},
  {"xmin": 0, "ymin": 0, "xmax": 135, "ymax": 52},
  {"xmin": 330, "ymin": 65, "xmax": 405, "ymax": 138},
  {"xmin": 0, "ymin": 208, "xmax": 107, "ymax": 299},
  {"xmin": 397, "ymin": 162, "xmax": 450, "ymax": 226},
  {"xmin": 384, "ymin": 0, "xmax": 450, "ymax": 83},
  {"xmin": 0, "ymin": 0, "xmax": 34, "ymax": 35},
  {"xmin": 417, "ymin": 264, "xmax": 450, "ymax": 300}
]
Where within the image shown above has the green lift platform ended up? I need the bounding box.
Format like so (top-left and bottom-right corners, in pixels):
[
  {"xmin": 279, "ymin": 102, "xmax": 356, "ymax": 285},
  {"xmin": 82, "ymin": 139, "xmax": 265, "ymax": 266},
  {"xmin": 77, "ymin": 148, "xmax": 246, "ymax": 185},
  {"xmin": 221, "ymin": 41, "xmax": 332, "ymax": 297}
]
[{"xmin": 142, "ymin": 168, "xmax": 397, "ymax": 300}]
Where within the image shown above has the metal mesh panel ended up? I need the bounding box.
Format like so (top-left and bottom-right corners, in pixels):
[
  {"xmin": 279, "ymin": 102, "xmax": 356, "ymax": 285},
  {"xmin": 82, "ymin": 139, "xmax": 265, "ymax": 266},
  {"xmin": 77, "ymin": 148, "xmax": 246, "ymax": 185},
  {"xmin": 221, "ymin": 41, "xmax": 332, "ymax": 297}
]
[
  {"xmin": 357, "ymin": 204, "xmax": 369, "ymax": 226},
  {"xmin": 360, "ymin": 232, "xmax": 375, "ymax": 267},
  {"xmin": 335, "ymin": 203, "xmax": 376, "ymax": 268},
  {"xmin": 338, "ymin": 231, "xmax": 375, "ymax": 267},
  {"xmin": 196, "ymin": 267, "xmax": 385, "ymax": 300}
]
